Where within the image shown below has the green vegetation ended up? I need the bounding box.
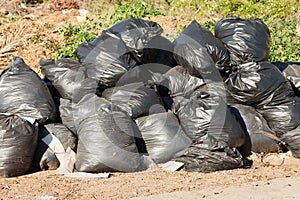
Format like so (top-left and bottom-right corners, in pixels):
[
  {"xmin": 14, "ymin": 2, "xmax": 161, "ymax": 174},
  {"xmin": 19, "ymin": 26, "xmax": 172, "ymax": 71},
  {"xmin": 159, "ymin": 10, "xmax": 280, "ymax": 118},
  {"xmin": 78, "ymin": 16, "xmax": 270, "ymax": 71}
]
[
  {"xmin": 53, "ymin": 0, "xmax": 299, "ymax": 61},
  {"xmin": 53, "ymin": 22, "xmax": 100, "ymax": 59}
]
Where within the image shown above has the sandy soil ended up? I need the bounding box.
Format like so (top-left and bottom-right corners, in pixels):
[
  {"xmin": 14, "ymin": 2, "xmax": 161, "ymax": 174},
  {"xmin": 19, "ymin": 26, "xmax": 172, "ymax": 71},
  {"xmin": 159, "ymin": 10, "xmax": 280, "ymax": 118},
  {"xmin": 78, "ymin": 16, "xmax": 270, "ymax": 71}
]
[
  {"xmin": 0, "ymin": 154, "xmax": 299, "ymax": 200},
  {"xmin": 0, "ymin": 1, "xmax": 300, "ymax": 200}
]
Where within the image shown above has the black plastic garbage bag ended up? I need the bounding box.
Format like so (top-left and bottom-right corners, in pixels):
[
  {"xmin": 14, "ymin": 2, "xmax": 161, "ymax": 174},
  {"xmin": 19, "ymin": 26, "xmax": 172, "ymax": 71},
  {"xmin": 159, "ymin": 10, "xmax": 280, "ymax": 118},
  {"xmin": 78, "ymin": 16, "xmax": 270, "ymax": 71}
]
[
  {"xmin": 174, "ymin": 145, "xmax": 245, "ymax": 173},
  {"xmin": 233, "ymin": 104, "xmax": 282, "ymax": 153},
  {"xmin": 177, "ymin": 95, "xmax": 247, "ymax": 148},
  {"xmin": 39, "ymin": 57, "xmax": 98, "ymax": 103},
  {"xmin": 135, "ymin": 112, "xmax": 192, "ymax": 164},
  {"xmin": 226, "ymin": 61, "xmax": 294, "ymax": 108},
  {"xmin": 257, "ymin": 97, "xmax": 300, "ymax": 136},
  {"xmin": 174, "ymin": 82, "xmax": 247, "ymax": 150},
  {"xmin": 74, "ymin": 94, "xmax": 143, "ymax": 172},
  {"xmin": 102, "ymin": 82, "xmax": 165, "ymax": 118},
  {"xmin": 0, "ymin": 57, "xmax": 58, "ymax": 123},
  {"xmin": 280, "ymin": 125, "xmax": 300, "ymax": 158},
  {"xmin": 174, "ymin": 20, "xmax": 230, "ymax": 73},
  {"xmin": 159, "ymin": 66, "xmax": 206, "ymax": 98},
  {"xmin": 59, "ymin": 98, "xmax": 77, "ymax": 135},
  {"xmin": 0, "ymin": 114, "xmax": 38, "ymax": 177},
  {"xmin": 215, "ymin": 16, "xmax": 270, "ymax": 65},
  {"xmin": 77, "ymin": 18, "xmax": 163, "ymax": 87},
  {"xmin": 141, "ymin": 35, "xmax": 176, "ymax": 67},
  {"xmin": 173, "ymin": 36, "xmax": 222, "ymax": 81},
  {"xmin": 272, "ymin": 61, "xmax": 300, "ymax": 92},
  {"xmin": 115, "ymin": 64, "xmax": 167, "ymax": 86},
  {"xmin": 33, "ymin": 123, "xmax": 77, "ymax": 170}
]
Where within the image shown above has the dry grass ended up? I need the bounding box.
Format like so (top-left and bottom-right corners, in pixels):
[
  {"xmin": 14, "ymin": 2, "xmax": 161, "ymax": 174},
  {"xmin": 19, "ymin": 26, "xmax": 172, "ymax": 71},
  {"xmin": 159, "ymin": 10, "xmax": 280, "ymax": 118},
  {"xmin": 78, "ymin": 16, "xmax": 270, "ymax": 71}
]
[{"xmin": 0, "ymin": 25, "xmax": 35, "ymax": 57}]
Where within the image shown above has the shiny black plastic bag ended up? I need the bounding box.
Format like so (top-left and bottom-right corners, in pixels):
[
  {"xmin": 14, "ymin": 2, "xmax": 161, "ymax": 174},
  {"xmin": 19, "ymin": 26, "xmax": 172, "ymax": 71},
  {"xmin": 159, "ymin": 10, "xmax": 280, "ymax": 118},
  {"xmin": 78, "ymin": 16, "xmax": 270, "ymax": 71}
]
[
  {"xmin": 59, "ymin": 98, "xmax": 77, "ymax": 135},
  {"xmin": 40, "ymin": 57, "xmax": 98, "ymax": 103},
  {"xmin": 173, "ymin": 37, "xmax": 222, "ymax": 82},
  {"xmin": 135, "ymin": 112, "xmax": 192, "ymax": 164},
  {"xmin": 226, "ymin": 61, "xmax": 294, "ymax": 108},
  {"xmin": 141, "ymin": 35, "xmax": 176, "ymax": 67},
  {"xmin": 233, "ymin": 104, "xmax": 282, "ymax": 153},
  {"xmin": 215, "ymin": 16, "xmax": 270, "ymax": 65},
  {"xmin": 0, "ymin": 57, "xmax": 58, "ymax": 123},
  {"xmin": 281, "ymin": 126, "xmax": 300, "ymax": 158},
  {"xmin": 77, "ymin": 18, "xmax": 163, "ymax": 87},
  {"xmin": 74, "ymin": 94, "xmax": 142, "ymax": 173},
  {"xmin": 272, "ymin": 61, "xmax": 300, "ymax": 92},
  {"xmin": 33, "ymin": 123, "xmax": 77, "ymax": 170},
  {"xmin": 172, "ymin": 82, "xmax": 251, "ymax": 172},
  {"xmin": 174, "ymin": 20, "xmax": 230, "ymax": 73},
  {"xmin": 102, "ymin": 82, "xmax": 165, "ymax": 118},
  {"xmin": 159, "ymin": 66, "xmax": 205, "ymax": 98},
  {"xmin": 0, "ymin": 115, "xmax": 38, "ymax": 177},
  {"xmin": 258, "ymin": 97, "xmax": 300, "ymax": 136}
]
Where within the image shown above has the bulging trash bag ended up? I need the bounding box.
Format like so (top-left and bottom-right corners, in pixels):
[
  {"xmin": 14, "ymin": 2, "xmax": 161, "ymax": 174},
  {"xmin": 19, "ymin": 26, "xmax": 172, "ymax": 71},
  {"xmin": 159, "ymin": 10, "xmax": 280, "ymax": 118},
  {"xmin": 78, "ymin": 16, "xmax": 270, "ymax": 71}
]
[
  {"xmin": 105, "ymin": 18, "xmax": 163, "ymax": 62},
  {"xmin": 59, "ymin": 98, "xmax": 77, "ymax": 135},
  {"xmin": 0, "ymin": 57, "xmax": 58, "ymax": 123},
  {"xmin": 74, "ymin": 94, "xmax": 143, "ymax": 172},
  {"xmin": 173, "ymin": 36, "xmax": 222, "ymax": 82},
  {"xmin": 115, "ymin": 63, "xmax": 168, "ymax": 86},
  {"xmin": 39, "ymin": 57, "xmax": 98, "ymax": 103},
  {"xmin": 215, "ymin": 16, "xmax": 270, "ymax": 65},
  {"xmin": 102, "ymin": 82, "xmax": 165, "ymax": 118},
  {"xmin": 77, "ymin": 18, "xmax": 163, "ymax": 87},
  {"xmin": 33, "ymin": 123, "xmax": 77, "ymax": 170},
  {"xmin": 135, "ymin": 112, "xmax": 192, "ymax": 164},
  {"xmin": 226, "ymin": 61, "xmax": 294, "ymax": 107},
  {"xmin": 159, "ymin": 66, "xmax": 206, "ymax": 98},
  {"xmin": 174, "ymin": 145, "xmax": 245, "ymax": 173},
  {"xmin": 174, "ymin": 83, "xmax": 250, "ymax": 157},
  {"xmin": 280, "ymin": 125, "xmax": 300, "ymax": 158},
  {"xmin": 174, "ymin": 20, "xmax": 230, "ymax": 73},
  {"xmin": 272, "ymin": 61, "xmax": 300, "ymax": 92},
  {"xmin": 141, "ymin": 35, "xmax": 177, "ymax": 67},
  {"xmin": 0, "ymin": 114, "xmax": 38, "ymax": 177},
  {"xmin": 233, "ymin": 104, "xmax": 282, "ymax": 153},
  {"xmin": 257, "ymin": 97, "xmax": 300, "ymax": 136}
]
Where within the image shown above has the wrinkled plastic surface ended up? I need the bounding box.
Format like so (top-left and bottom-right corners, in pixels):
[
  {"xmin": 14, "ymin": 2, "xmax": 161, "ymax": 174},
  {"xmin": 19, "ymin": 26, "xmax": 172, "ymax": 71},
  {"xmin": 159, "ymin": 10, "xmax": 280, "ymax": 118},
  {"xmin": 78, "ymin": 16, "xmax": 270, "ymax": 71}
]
[
  {"xmin": 281, "ymin": 125, "xmax": 300, "ymax": 158},
  {"xmin": 174, "ymin": 146, "xmax": 244, "ymax": 173},
  {"xmin": 258, "ymin": 97, "xmax": 300, "ymax": 135},
  {"xmin": 40, "ymin": 57, "xmax": 98, "ymax": 103},
  {"xmin": 174, "ymin": 83, "xmax": 247, "ymax": 148},
  {"xmin": 141, "ymin": 35, "xmax": 176, "ymax": 67},
  {"xmin": 105, "ymin": 18, "xmax": 163, "ymax": 62},
  {"xmin": 77, "ymin": 18, "xmax": 163, "ymax": 87},
  {"xmin": 102, "ymin": 82, "xmax": 165, "ymax": 118},
  {"xmin": 172, "ymin": 82, "xmax": 250, "ymax": 172},
  {"xmin": 59, "ymin": 98, "xmax": 77, "ymax": 135},
  {"xmin": 215, "ymin": 16, "xmax": 270, "ymax": 65},
  {"xmin": 33, "ymin": 123, "xmax": 77, "ymax": 170},
  {"xmin": 272, "ymin": 61, "xmax": 300, "ymax": 91},
  {"xmin": 174, "ymin": 20, "xmax": 230, "ymax": 73},
  {"xmin": 0, "ymin": 57, "xmax": 58, "ymax": 123},
  {"xmin": 0, "ymin": 115, "xmax": 38, "ymax": 177},
  {"xmin": 115, "ymin": 64, "xmax": 167, "ymax": 86},
  {"xmin": 173, "ymin": 39, "xmax": 222, "ymax": 81},
  {"xmin": 135, "ymin": 112, "xmax": 192, "ymax": 164},
  {"xmin": 74, "ymin": 94, "xmax": 142, "ymax": 172},
  {"xmin": 159, "ymin": 66, "xmax": 206, "ymax": 98},
  {"xmin": 226, "ymin": 61, "xmax": 294, "ymax": 108},
  {"xmin": 233, "ymin": 104, "xmax": 282, "ymax": 153}
]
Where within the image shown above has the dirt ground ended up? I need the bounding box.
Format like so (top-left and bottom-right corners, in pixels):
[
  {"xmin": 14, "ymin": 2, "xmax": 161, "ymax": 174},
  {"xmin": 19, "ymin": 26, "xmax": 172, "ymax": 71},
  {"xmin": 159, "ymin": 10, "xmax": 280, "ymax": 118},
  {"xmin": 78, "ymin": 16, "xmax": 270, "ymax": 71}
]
[
  {"xmin": 1, "ymin": 1, "xmax": 300, "ymax": 200},
  {"xmin": 0, "ymin": 154, "xmax": 300, "ymax": 200}
]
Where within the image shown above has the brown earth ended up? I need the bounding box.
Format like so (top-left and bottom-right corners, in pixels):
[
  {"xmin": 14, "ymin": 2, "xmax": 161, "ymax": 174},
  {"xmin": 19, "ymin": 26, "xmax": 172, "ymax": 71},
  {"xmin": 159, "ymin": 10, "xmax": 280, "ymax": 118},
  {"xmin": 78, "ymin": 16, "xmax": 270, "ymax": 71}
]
[
  {"xmin": 0, "ymin": 154, "xmax": 300, "ymax": 200},
  {"xmin": 0, "ymin": 1, "xmax": 300, "ymax": 200}
]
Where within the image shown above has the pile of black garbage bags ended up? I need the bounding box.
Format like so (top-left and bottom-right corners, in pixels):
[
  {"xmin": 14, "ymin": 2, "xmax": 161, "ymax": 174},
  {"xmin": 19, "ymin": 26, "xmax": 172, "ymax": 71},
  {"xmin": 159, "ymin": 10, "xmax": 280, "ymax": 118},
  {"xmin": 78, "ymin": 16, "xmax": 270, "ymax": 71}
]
[{"xmin": 1, "ymin": 17, "xmax": 299, "ymax": 177}]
